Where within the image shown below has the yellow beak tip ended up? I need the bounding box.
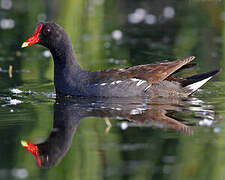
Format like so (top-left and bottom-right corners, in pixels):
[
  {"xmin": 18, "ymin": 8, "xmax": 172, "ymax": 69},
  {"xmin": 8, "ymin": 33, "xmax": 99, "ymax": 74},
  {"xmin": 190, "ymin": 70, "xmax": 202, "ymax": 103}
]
[
  {"xmin": 21, "ymin": 140, "xmax": 28, "ymax": 147},
  {"xmin": 21, "ymin": 42, "xmax": 29, "ymax": 48}
]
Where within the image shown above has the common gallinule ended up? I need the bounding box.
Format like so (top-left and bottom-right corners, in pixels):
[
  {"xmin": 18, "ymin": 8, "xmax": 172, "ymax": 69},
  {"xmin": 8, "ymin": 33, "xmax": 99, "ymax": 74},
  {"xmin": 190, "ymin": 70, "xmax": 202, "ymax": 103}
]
[
  {"xmin": 21, "ymin": 97, "xmax": 192, "ymax": 168},
  {"xmin": 22, "ymin": 22, "xmax": 220, "ymax": 98}
]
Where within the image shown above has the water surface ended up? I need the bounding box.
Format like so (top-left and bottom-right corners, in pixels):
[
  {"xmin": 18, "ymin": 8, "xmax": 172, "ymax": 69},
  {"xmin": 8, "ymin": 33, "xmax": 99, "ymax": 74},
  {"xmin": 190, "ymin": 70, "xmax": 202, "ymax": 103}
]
[{"xmin": 1, "ymin": 0, "xmax": 225, "ymax": 180}]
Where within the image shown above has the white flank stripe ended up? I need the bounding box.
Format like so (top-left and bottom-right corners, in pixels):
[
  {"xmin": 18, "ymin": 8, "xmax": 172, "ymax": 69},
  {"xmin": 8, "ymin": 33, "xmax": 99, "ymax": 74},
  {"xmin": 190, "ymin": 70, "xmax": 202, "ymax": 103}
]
[
  {"xmin": 131, "ymin": 78, "xmax": 140, "ymax": 82},
  {"xmin": 186, "ymin": 77, "xmax": 212, "ymax": 92},
  {"xmin": 130, "ymin": 109, "xmax": 141, "ymax": 115},
  {"xmin": 110, "ymin": 81, "xmax": 123, "ymax": 85},
  {"xmin": 144, "ymin": 85, "xmax": 151, "ymax": 91},
  {"xmin": 136, "ymin": 80, "xmax": 146, "ymax": 86},
  {"xmin": 100, "ymin": 83, "xmax": 107, "ymax": 86}
]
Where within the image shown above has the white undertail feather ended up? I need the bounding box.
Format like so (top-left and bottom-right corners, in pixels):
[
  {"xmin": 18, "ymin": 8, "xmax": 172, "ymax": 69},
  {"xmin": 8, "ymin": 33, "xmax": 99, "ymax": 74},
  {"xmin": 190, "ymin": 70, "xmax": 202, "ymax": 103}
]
[{"xmin": 186, "ymin": 77, "xmax": 212, "ymax": 93}]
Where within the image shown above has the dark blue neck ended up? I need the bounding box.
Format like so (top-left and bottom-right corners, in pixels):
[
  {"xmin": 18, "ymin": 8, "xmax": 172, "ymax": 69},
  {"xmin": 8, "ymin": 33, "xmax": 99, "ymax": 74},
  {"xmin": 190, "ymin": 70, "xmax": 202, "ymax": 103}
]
[
  {"xmin": 49, "ymin": 42, "xmax": 87, "ymax": 95},
  {"xmin": 50, "ymin": 44, "xmax": 82, "ymax": 72}
]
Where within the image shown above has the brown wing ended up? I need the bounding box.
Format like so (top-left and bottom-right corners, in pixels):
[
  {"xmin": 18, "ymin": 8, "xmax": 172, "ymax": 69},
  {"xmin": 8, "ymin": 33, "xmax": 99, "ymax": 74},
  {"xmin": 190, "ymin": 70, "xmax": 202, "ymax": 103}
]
[
  {"xmin": 130, "ymin": 109, "xmax": 193, "ymax": 135},
  {"xmin": 93, "ymin": 56, "xmax": 195, "ymax": 83}
]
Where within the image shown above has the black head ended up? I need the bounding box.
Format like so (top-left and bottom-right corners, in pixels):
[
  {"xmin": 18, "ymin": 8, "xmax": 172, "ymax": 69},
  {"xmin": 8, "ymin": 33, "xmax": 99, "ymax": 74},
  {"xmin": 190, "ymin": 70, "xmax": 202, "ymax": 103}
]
[{"xmin": 22, "ymin": 22, "xmax": 69, "ymax": 50}]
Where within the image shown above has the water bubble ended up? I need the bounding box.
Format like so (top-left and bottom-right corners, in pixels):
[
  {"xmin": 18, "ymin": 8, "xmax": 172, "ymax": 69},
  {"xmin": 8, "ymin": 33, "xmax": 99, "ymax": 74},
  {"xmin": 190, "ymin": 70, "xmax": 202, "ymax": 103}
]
[
  {"xmin": 9, "ymin": 99, "xmax": 23, "ymax": 105},
  {"xmin": 163, "ymin": 6, "xmax": 175, "ymax": 19},
  {"xmin": 104, "ymin": 41, "xmax": 111, "ymax": 48},
  {"xmin": 199, "ymin": 119, "xmax": 213, "ymax": 126},
  {"xmin": 1, "ymin": 0, "xmax": 12, "ymax": 10},
  {"xmin": 145, "ymin": 14, "xmax": 157, "ymax": 25},
  {"xmin": 120, "ymin": 121, "xmax": 128, "ymax": 130},
  {"xmin": 0, "ymin": 18, "xmax": 15, "ymax": 29},
  {"xmin": 107, "ymin": 58, "xmax": 121, "ymax": 64},
  {"xmin": 128, "ymin": 8, "xmax": 146, "ymax": 24},
  {"xmin": 42, "ymin": 50, "xmax": 51, "ymax": 58},
  {"xmin": 108, "ymin": 58, "xmax": 114, "ymax": 63},
  {"xmin": 135, "ymin": 8, "xmax": 146, "ymax": 16},
  {"xmin": 25, "ymin": 90, "xmax": 32, "ymax": 94},
  {"xmin": 11, "ymin": 168, "xmax": 28, "ymax": 179},
  {"xmin": 213, "ymin": 127, "xmax": 220, "ymax": 133},
  {"xmin": 112, "ymin": 30, "xmax": 123, "ymax": 41},
  {"xmin": 10, "ymin": 88, "xmax": 23, "ymax": 94}
]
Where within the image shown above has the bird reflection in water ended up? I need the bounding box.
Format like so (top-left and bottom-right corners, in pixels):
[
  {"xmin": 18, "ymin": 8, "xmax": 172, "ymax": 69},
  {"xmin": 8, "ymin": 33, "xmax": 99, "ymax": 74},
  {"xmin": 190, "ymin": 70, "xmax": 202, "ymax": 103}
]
[{"xmin": 21, "ymin": 96, "xmax": 210, "ymax": 168}]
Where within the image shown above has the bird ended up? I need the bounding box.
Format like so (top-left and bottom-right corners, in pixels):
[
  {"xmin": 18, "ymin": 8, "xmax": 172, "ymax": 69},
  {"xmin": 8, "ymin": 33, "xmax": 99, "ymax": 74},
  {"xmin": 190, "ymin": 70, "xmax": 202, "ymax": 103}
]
[
  {"xmin": 21, "ymin": 22, "xmax": 220, "ymax": 98},
  {"xmin": 21, "ymin": 97, "xmax": 192, "ymax": 168}
]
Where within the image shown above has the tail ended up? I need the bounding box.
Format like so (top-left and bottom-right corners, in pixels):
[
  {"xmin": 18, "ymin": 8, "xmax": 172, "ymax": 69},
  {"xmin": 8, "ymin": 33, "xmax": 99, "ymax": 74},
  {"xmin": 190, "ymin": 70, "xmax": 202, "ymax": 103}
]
[{"xmin": 182, "ymin": 69, "xmax": 221, "ymax": 95}]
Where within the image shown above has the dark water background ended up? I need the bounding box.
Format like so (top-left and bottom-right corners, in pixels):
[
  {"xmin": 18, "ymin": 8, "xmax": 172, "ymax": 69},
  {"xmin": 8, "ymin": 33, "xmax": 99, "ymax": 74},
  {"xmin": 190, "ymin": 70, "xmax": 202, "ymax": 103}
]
[{"xmin": 0, "ymin": 0, "xmax": 225, "ymax": 179}]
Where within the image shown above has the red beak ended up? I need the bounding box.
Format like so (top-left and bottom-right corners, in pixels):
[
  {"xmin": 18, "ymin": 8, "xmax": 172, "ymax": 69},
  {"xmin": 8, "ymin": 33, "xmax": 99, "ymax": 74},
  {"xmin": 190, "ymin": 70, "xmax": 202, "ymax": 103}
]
[
  {"xmin": 21, "ymin": 140, "xmax": 42, "ymax": 167},
  {"xmin": 21, "ymin": 24, "xmax": 43, "ymax": 48}
]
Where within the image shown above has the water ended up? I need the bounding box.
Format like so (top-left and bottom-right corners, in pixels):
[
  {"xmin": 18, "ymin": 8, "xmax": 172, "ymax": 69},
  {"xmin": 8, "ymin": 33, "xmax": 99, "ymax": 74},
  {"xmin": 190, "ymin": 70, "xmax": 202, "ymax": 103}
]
[{"xmin": 1, "ymin": 0, "xmax": 225, "ymax": 180}]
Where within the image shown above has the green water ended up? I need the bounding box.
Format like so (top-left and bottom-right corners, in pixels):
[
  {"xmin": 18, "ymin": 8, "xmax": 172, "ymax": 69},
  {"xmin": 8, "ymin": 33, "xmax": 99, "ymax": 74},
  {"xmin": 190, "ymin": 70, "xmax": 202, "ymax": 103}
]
[{"xmin": 1, "ymin": 0, "xmax": 225, "ymax": 180}]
